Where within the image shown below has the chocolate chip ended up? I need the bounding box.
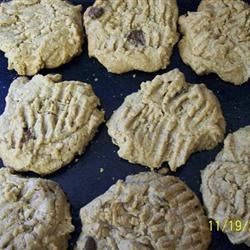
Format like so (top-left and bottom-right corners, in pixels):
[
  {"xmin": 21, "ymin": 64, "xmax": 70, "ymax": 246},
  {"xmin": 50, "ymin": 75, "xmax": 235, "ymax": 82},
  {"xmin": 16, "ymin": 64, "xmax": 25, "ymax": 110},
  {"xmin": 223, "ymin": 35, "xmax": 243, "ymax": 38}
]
[
  {"xmin": 21, "ymin": 127, "xmax": 35, "ymax": 144},
  {"xmin": 88, "ymin": 7, "xmax": 104, "ymax": 19},
  {"xmin": 127, "ymin": 30, "xmax": 145, "ymax": 46},
  {"xmin": 84, "ymin": 236, "xmax": 96, "ymax": 250}
]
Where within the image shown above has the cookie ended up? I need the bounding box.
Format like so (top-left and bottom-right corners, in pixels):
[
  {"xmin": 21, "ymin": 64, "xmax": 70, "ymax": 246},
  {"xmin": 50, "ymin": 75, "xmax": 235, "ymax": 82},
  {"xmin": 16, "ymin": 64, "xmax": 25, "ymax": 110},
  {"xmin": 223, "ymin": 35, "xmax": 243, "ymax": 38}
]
[
  {"xmin": 83, "ymin": 0, "xmax": 179, "ymax": 74},
  {"xmin": 0, "ymin": 74, "xmax": 104, "ymax": 175},
  {"xmin": 216, "ymin": 126, "xmax": 250, "ymax": 164},
  {"xmin": 201, "ymin": 126, "xmax": 250, "ymax": 246},
  {"xmin": 0, "ymin": 0, "xmax": 83, "ymax": 76},
  {"xmin": 75, "ymin": 172, "xmax": 211, "ymax": 250},
  {"xmin": 0, "ymin": 168, "xmax": 74, "ymax": 250},
  {"xmin": 107, "ymin": 69, "xmax": 225, "ymax": 171},
  {"xmin": 178, "ymin": 0, "xmax": 250, "ymax": 85}
]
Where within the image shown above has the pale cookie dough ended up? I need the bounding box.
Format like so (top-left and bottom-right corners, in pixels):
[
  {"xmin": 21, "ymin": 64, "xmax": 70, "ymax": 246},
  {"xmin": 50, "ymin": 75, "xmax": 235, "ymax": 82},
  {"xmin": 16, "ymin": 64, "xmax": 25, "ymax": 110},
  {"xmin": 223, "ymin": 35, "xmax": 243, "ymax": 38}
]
[
  {"xmin": 83, "ymin": 0, "xmax": 179, "ymax": 74},
  {"xmin": 178, "ymin": 0, "xmax": 250, "ymax": 85},
  {"xmin": 107, "ymin": 69, "xmax": 225, "ymax": 171},
  {"xmin": 0, "ymin": 74, "xmax": 105, "ymax": 175},
  {"xmin": 201, "ymin": 126, "xmax": 250, "ymax": 246},
  {"xmin": 0, "ymin": 168, "xmax": 74, "ymax": 250},
  {"xmin": 0, "ymin": 0, "xmax": 83, "ymax": 76},
  {"xmin": 75, "ymin": 172, "xmax": 211, "ymax": 250}
]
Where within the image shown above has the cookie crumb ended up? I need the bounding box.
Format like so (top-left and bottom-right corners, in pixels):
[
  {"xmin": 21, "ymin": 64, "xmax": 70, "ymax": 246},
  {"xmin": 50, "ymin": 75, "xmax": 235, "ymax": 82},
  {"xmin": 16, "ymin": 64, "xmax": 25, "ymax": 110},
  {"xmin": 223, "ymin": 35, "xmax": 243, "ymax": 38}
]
[
  {"xmin": 132, "ymin": 74, "xmax": 136, "ymax": 78},
  {"xmin": 127, "ymin": 30, "xmax": 145, "ymax": 46},
  {"xmin": 100, "ymin": 168, "xmax": 104, "ymax": 173},
  {"xmin": 88, "ymin": 7, "xmax": 104, "ymax": 19}
]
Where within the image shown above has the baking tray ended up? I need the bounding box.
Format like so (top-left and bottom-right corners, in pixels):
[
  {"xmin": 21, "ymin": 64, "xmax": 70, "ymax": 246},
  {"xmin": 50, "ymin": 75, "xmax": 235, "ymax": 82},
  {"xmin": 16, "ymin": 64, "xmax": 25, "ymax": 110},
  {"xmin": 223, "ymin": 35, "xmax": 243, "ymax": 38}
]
[{"xmin": 0, "ymin": 0, "xmax": 249, "ymax": 249}]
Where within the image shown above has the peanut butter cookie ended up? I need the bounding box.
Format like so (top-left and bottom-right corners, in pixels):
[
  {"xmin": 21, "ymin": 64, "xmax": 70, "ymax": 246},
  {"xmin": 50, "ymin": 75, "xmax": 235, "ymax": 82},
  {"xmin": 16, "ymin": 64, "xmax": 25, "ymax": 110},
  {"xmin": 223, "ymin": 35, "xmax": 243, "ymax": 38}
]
[
  {"xmin": 0, "ymin": 0, "xmax": 83, "ymax": 75},
  {"xmin": 76, "ymin": 172, "xmax": 211, "ymax": 250},
  {"xmin": 201, "ymin": 126, "xmax": 250, "ymax": 246},
  {"xmin": 0, "ymin": 168, "xmax": 74, "ymax": 250},
  {"xmin": 83, "ymin": 0, "xmax": 179, "ymax": 74},
  {"xmin": 107, "ymin": 69, "xmax": 225, "ymax": 171},
  {"xmin": 0, "ymin": 74, "xmax": 104, "ymax": 175},
  {"xmin": 179, "ymin": 0, "xmax": 250, "ymax": 85}
]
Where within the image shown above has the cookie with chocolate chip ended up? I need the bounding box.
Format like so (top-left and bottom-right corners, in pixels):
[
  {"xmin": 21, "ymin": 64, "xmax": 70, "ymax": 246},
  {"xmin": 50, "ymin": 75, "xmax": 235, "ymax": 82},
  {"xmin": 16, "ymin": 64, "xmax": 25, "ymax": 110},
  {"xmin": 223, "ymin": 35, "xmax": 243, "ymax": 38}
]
[
  {"xmin": 0, "ymin": 168, "xmax": 74, "ymax": 250},
  {"xmin": 75, "ymin": 172, "xmax": 211, "ymax": 250},
  {"xmin": 0, "ymin": 74, "xmax": 104, "ymax": 175},
  {"xmin": 83, "ymin": 0, "xmax": 179, "ymax": 74}
]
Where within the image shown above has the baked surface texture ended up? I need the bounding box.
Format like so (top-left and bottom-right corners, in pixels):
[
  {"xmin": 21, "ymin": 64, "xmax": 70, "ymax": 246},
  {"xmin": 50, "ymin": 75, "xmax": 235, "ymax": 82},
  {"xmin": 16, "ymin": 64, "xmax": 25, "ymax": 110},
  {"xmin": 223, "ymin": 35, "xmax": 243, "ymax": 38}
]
[
  {"xmin": 107, "ymin": 69, "xmax": 226, "ymax": 171},
  {"xmin": 76, "ymin": 172, "xmax": 211, "ymax": 250},
  {"xmin": 0, "ymin": 168, "xmax": 74, "ymax": 250},
  {"xmin": 201, "ymin": 126, "xmax": 250, "ymax": 246},
  {"xmin": 178, "ymin": 0, "xmax": 250, "ymax": 85},
  {"xmin": 83, "ymin": 0, "xmax": 179, "ymax": 73},
  {"xmin": 0, "ymin": 74, "xmax": 104, "ymax": 175},
  {"xmin": 0, "ymin": 0, "xmax": 83, "ymax": 75}
]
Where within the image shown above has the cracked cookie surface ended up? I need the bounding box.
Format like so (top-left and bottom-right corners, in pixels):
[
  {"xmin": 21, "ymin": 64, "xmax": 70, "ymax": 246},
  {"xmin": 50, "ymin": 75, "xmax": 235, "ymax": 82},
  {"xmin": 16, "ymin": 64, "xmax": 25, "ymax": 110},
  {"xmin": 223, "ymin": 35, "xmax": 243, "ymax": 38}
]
[
  {"xmin": 75, "ymin": 172, "xmax": 211, "ymax": 250},
  {"xmin": 216, "ymin": 126, "xmax": 250, "ymax": 164},
  {"xmin": 107, "ymin": 69, "xmax": 225, "ymax": 171},
  {"xmin": 178, "ymin": 0, "xmax": 250, "ymax": 85},
  {"xmin": 0, "ymin": 74, "xmax": 104, "ymax": 175},
  {"xmin": 83, "ymin": 0, "xmax": 179, "ymax": 74},
  {"xmin": 201, "ymin": 126, "xmax": 250, "ymax": 246},
  {"xmin": 0, "ymin": 168, "xmax": 74, "ymax": 250},
  {"xmin": 0, "ymin": 0, "xmax": 83, "ymax": 75}
]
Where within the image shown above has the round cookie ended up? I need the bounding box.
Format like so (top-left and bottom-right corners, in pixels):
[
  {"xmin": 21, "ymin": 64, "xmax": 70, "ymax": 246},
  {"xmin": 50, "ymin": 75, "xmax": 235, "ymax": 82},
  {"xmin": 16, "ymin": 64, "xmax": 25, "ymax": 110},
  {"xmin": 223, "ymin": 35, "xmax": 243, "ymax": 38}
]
[
  {"xmin": 0, "ymin": 74, "xmax": 105, "ymax": 175},
  {"xmin": 107, "ymin": 69, "xmax": 225, "ymax": 171},
  {"xmin": 83, "ymin": 0, "xmax": 179, "ymax": 74},
  {"xmin": 201, "ymin": 126, "xmax": 250, "ymax": 246},
  {"xmin": 178, "ymin": 0, "xmax": 250, "ymax": 85},
  {"xmin": 75, "ymin": 172, "xmax": 211, "ymax": 250},
  {"xmin": 0, "ymin": 168, "xmax": 74, "ymax": 250},
  {"xmin": 0, "ymin": 0, "xmax": 84, "ymax": 76}
]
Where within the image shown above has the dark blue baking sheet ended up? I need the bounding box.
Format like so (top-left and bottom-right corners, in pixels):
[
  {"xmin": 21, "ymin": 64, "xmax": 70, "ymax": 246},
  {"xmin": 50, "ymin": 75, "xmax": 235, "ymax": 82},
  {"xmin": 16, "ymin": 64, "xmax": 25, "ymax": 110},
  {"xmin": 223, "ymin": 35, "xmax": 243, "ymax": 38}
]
[{"xmin": 0, "ymin": 0, "xmax": 249, "ymax": 249}]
